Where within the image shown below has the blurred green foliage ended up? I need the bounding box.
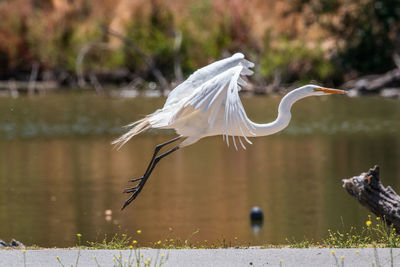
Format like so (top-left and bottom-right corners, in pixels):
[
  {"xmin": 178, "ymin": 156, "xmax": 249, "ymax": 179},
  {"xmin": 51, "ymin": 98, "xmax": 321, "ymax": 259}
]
[
  {"xmin": 292, "ymin": 0, "xmax": 400, "ymax": 75},
  {"xmin": 124, "ymin": 4, "xmax": 176, "ymax": 80},
  {"xmin": 260, "ymin": 35, "xmax": 335, "ymax": 83}
]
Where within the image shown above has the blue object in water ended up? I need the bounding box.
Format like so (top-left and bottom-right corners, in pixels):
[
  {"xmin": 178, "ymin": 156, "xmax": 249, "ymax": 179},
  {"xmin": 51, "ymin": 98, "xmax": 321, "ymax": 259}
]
[{"xmin": 250, "ymin": 206, "xmax": 263, "ymax": 221}]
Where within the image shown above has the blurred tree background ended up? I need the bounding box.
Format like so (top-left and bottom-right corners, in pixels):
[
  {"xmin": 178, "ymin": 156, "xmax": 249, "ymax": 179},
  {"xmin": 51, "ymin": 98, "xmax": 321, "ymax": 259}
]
[{"xmin": 0, "ymin": 0, "xmax": 399, "ymax": 88}]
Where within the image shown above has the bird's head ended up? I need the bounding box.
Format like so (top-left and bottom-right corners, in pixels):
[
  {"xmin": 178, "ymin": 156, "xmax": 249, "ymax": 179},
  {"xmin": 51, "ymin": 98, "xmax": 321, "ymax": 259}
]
[{"xmin": 304, "ymin": 84, "xmax": 348, "ymax": 96}]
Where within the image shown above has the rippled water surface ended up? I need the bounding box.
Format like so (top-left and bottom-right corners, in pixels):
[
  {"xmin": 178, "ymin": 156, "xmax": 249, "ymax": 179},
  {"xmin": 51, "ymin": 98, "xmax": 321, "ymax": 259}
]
[{"xmin": 0, "ymin": 93, "xmax": 399, "ymax": 247}]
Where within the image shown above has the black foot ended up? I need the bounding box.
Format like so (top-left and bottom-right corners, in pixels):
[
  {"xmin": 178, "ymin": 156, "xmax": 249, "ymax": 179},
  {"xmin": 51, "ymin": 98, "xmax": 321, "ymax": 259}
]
[
  {"xmin": 121, "ymin": 176, "xmax": 148, "ymax": 210},
  {"xmin": 129, "ymin": 176, "xmax": 144, "ymax": 183},
  {"xmin": 123, "ymin": 186, "xmax": 139, "ymax": 194}
]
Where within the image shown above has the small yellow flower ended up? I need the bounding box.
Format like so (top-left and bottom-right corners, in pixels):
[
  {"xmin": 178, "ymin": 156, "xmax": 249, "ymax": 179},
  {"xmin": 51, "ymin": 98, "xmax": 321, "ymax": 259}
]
[
  {"xmin": 331, "ymin": 250, "xmax": 335, "ymax": 255},
  {"xmin": 366, "ymin": 220, "xmax": 372, "ymax": 227},
  {"xmin": 129, "ymin": 245, "xmax": 133, "ymax": 249},
  {"xmin": 280, "ymin": 259, "xmax": 283, "ymax": 263},
  {"xmin": 157, "ymin": 240, "xmax": 161, "ymax": 245},
  {"xmin": 133, "ymin": 240, "xmax": 137, "ymax": 244},
  {"xmin": 377, "ymin": 224, "xmax": 380, "ymax": 227},
  {"xmin": 341, "ymin": 256, "xmax": 344, "ymax": 259},
  {"xmin": 355, "ymin": 250, "xmax": 359, "ymax": 254},
  {"xmin": 56, "ymin": 256, "xmax": 60, "ymax": 259},
  {"xmin": 376, "ymin": 217, "xmax": 381, "ymax": 220},
  {"xmin": 113, "ymin": 257, "xmax": 116, "ymax": 261},
  {"xmin": 22, "ymin": 249, "xmax": 26, "ymax": 253},
  {"xmin": 118, "ymin": 255, "xmax": 121, "ymax": 259},
  {"xmin": 93, "ymin": 255, "xmax": 96, "ymax": 258},
  {"xmin": 161, "ymin": 254, "xmax": 165, "ymax": 257},
  {"xmin": 76, "ymin": 233, "xmax": 82, "ymax": 237},
  {"xmin": 137, "ymin": 230, "xmax": 142, "ymax": 234},
  {"xmin": 147, "ymin": 258, "xmax": 151, "ymax": 262},
  {"xmin": 122, "ymin": 234, "xmax": 127, "ymax": 237}
]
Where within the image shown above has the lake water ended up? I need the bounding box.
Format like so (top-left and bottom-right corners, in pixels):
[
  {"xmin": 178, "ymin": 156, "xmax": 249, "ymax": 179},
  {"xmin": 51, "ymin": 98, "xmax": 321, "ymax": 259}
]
[{"xmin": 0, "ymin": 93, "xmax": 399, "ymax": 247}]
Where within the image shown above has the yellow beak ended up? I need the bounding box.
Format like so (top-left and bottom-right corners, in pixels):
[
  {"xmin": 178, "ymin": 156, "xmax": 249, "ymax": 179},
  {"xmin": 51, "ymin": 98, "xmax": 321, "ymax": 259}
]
[{"xmin": 314, "ymin": 87, "xmax": 348, "ymax": 94}]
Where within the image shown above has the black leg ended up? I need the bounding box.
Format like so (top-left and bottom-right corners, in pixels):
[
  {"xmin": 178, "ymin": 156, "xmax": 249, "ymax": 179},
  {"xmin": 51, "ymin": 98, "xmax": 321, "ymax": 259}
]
[
  {"xmin": 121, "ymin": 136, "xmax": 181, "ymax": 210},
  {"xmin": 128, "ymin": 135, "xmax": 181, "ymax": 183}
]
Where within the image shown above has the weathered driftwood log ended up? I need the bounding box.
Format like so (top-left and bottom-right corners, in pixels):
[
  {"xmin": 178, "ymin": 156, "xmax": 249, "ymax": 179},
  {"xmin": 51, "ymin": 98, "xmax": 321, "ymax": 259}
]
[
  {"xmin": 342, "ymin": 68, "xmax": 400, "ymax": 96},
  {"xmin": 342, "ymin": 166, "xmax": 400, "ymax": 231}
]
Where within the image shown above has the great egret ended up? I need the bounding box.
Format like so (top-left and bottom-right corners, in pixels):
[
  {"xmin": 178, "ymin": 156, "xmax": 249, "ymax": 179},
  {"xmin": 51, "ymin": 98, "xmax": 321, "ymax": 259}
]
[{"xmin": 114, "ymin": 53, "xmax": 347, "ymax": 210}]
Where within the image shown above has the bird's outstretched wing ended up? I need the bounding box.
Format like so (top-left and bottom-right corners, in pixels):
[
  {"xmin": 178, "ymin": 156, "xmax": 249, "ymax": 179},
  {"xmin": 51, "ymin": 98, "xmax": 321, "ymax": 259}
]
[
  {"xmin": 179, "ymin": 63, "xmax": 256, "ymax": 150},
  {"xmin": 164, "ymin": 53, "xmax": 253, "ymax": 107}
]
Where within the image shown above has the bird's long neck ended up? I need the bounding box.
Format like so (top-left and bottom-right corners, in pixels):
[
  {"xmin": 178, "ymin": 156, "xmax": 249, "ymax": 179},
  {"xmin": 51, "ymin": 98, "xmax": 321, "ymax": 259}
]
[{"xmin": 250, "ymin": 89, "xmax": 307, "ymax": 136}]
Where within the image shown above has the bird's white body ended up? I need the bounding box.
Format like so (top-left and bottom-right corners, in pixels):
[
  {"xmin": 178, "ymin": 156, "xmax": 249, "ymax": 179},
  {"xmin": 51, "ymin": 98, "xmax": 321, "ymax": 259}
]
[{"xmin": 113, "ymin": 53, "xmax": 346, "ymax": 150}]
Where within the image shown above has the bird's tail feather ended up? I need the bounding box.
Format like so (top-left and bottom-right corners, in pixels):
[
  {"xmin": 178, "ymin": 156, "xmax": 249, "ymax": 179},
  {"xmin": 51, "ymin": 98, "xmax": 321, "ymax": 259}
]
[{"xmin": 112, "ymin": 118, "xmax": 151, "ymax": 149}]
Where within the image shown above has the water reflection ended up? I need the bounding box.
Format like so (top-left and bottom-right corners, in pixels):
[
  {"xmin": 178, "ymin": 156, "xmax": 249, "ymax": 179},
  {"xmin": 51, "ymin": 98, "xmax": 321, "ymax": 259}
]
[{"xmin": 0, "ymin": 95, "xmax": 399, "ymax": 247}]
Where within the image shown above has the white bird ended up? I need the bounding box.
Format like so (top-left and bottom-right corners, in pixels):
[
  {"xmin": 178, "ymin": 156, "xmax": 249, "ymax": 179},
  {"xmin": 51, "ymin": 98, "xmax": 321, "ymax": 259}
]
[{"xmin": 114, "ymin": 53, "xmax": 347, "ymax": 209}]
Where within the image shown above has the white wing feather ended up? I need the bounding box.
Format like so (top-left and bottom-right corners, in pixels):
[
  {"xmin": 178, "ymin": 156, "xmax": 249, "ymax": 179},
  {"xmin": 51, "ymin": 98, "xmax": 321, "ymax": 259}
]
[
  {"xmin": 164, "ymin": 53, "xmax": 253, "ymax": 107},
  {"xmin": 113, "ymin": 53, "xmax": 255, "ymax": 149},
  {"xmin": 224, "ymin": 66, "xmax": 256, "ymax": 150},
  {"xmin": 180, "ymin": 63, "xmax": 256, "ymax": 150}
]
